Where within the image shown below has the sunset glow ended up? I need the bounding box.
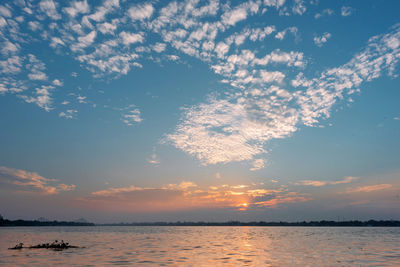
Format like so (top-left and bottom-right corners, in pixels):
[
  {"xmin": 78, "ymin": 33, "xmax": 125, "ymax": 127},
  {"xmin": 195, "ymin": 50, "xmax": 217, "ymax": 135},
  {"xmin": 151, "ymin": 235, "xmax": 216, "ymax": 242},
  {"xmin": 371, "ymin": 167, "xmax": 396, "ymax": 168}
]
[{"xmin": 0, "ymin": 0, "xmax": 399, "ymax": 223}]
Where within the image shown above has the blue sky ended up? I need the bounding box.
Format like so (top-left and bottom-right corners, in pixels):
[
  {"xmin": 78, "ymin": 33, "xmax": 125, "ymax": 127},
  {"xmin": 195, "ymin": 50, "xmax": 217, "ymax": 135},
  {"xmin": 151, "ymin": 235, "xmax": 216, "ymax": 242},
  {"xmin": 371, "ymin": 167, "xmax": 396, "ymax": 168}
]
[{"xmin": 0, "ymin": 0, "xmax": 399, "ymax": 223}]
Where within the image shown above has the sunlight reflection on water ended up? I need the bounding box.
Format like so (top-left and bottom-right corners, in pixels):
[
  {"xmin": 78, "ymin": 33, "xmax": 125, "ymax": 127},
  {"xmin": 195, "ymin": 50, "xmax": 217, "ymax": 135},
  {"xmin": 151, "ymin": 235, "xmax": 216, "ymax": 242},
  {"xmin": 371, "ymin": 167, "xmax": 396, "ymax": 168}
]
[{"xmin": 0, "ymin": 226, "xmax": 399, "ymax": 266}]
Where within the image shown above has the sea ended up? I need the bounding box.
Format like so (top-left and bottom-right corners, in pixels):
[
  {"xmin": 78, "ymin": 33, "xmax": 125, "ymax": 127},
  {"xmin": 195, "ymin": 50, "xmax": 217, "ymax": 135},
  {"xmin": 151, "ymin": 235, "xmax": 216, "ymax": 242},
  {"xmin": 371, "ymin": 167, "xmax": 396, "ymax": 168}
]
[{"xmin": 0, "ymin": 226, "xmax": 399, "ymax": 266}]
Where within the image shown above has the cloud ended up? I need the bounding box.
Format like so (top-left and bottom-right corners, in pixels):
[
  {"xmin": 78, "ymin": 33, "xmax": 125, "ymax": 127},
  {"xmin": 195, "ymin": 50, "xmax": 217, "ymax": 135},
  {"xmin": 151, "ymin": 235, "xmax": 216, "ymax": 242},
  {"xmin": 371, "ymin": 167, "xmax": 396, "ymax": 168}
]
[
  {"xmin": 167, "ymin": 87, "xmax": 297, "ymax": 166},
  {"xmin": 221, "ymin": 1, "xmax": 259, "ymax": 26},
  {"xmin": 297, "ymin": 176, "xmax": 357, "ymax": 187},
  {"xmin": 0, "ymin": 0, "xmax": 399, "ymax": 170},
  {"xmin": 63, "ymin": 0, "xmax": 90, "ymax": 17},
  {"xmin": 167, "ymin": 55, "xmax": 180, "ymax": 61},
  {"xmin": 52, "ymin": 79, "xmax": 63, "ymax": 86},
  {"xmin": 259, "ymin": 70, "xmax": 285, "ymax": 83},
  {"xmin": 214, "ymin": 42, "xmax": 230, "ymax": 58},
  {"xmin": 20, "ymin": 85, "xmax": 55, "ymax": 111},
  {"xmin": 250, "ymin": 159, "xmax": 265, "ymax": 171},
  {"xmin": 28, "ymin": 72, "xmax": 47, "ymax": 81},
  {"xmin": 275, "ymin": 27, "xmax": 298, "ymax": 41},
  {"xmin": 264, "ymin": 0, "xmax": 286, "ymax": 9},
  {"xmin": 28, "ymin": 21, "xmax": 42, "ymax": 31},
  {"xmin": 249, "ymin": 26, "xmax": 276, "ymax": 41},
  {"xmin": 120, "ymin": 31, "xmax": 144, "ymax": 46},
  {"xmin": 26, "ymin": 54, "xmax": 48, "ymax": 80},
  {"xmin": 127, "ymin": 3, "xmax": 154, "ymax": 21},
  {"xmin": 222, "ymin": 7, "xmax": 248, "ymax": 26},
  {"xmin": 292, "ymin": 0, "xmax": 306, "ymax": 15},
  {"xmin": 0, "ymin": 166, "xmax": 75, "ymax": 195},
  {"xmin": 152, "ymin": 42, "xmax": 166, "ymax": 53},
  {"xmin": 0, "ymin": 5, "xmax": 12, "ymax": 17},
  {"xmin": 50, "ymin": 37, "xmax": 65, "ymax": 48},
  {"xmin": 79, "ymin": 181, "xmax": 310, "ymax": 212},
  {"xmin": 39, "ymin": 0, "xmax": 61, "ymax": 20},
  {"xmin": 314, "ymin": 32, "xmax": 331, "ymax": 47},
  {"xmin": 169, "ymin": 24, "xmax": 400, "ymax": 169},
  {"xmin": 76, "ymin": 95, "xmax": 87, "ymax": 103},
  {"xmin": 1, "ymin": 41, "xmax": 20, "ymax": 56},
  {"xmin": 0, "ymin": 56, "xmax": 22, "ymax": 74},
  {"xmin": 253, "ymin": 195, "xmax": 311, "ymax": 207},
  {"xmin": 314, "ymin": 8, "xmax": 333, "ymax": 19},
  {"xmin": 72, "ymin": 30, "xmax": 97, "ymax": 51},
  {"xmin": 147, "ymin": 152, "xmax": 160, "ymax": 165},
  {"xmin": 341, "ymin": 6, "xmax": 352, "ymax": 17},
  {"xmin": 97, "ymin": 21, "xmax": 118, "ymax": 35},
  {"xmin": 59, "ymin": 109, "xmax": 77, "ymax": 119},
  {"xmin": 345, "ymin": 184, "xmax": 393, "ymax": 193},
  {"xmin": 122, "ymin": 107, "xmax": 142, "ymax": 125}
]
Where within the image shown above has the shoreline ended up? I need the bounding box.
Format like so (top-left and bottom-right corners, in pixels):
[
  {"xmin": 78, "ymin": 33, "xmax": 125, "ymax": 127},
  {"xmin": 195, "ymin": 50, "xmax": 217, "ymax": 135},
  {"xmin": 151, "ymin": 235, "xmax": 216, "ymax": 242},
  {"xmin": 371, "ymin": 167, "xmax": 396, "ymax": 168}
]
[{"xmin": 2, "ymin": 219, "xmax": 400, "ymax": 227}]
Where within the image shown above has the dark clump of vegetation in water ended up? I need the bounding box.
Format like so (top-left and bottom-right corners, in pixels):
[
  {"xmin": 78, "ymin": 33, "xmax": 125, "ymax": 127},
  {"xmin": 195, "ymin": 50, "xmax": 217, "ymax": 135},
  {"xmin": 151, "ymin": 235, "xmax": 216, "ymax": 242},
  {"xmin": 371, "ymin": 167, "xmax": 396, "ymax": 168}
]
[{"xmin": 8, "ymin": 240, "xmax": 82, "ymax": 250}]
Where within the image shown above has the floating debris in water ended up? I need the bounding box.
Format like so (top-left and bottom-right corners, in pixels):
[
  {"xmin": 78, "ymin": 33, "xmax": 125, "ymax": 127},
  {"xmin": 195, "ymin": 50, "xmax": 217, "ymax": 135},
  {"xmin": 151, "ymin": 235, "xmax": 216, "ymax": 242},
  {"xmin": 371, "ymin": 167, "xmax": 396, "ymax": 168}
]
[
  {"xmin": 8, "ymin": 243, "xmax": 23, "ymax": 250},
  {"xmin": 9, "ymin": 240, "xmax": 81, "ymax": 250}
]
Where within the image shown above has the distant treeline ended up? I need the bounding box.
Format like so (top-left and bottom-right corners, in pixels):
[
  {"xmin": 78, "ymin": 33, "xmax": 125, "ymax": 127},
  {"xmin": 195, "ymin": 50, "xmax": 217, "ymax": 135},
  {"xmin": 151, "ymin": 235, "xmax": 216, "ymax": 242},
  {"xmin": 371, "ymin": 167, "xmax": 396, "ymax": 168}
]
[
  {"xmin": 100, "ymin": 220, "xmax": 400, "ymax": 227},
  {"xmin": 0, "ymin": 217, "xmax": 95, "ymax": 227},
  {"xmin": 2, "ymin": 216, "xmax": 400, "ymax": 227}
]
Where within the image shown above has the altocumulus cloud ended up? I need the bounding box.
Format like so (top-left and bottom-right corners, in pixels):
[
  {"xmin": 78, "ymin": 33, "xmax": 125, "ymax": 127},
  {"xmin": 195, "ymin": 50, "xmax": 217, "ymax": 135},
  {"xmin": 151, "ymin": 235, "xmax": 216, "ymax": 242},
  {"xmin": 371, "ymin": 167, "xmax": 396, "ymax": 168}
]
[
  {"xmin": 0, "ymin": 0, "xmax": 399, "ymax": 170},
  {"xmin": 168, "ymin": 25, "xmax": 400, "ymax": 169}
]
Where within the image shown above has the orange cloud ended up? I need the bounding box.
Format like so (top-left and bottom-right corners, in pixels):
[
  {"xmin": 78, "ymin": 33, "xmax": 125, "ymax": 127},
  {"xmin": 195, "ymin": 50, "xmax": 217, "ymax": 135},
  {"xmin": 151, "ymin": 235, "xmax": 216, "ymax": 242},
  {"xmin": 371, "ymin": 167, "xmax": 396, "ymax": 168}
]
[
  {"xmin": 0, "ymin": 166, "xmax": 76, "ymax": 195},
  {"xmin": 78, "ymin": 182, "xmax": 310, "ymax": 212},
  {"xmin": 297, "ymin": 176, "xmax": 357, "ymax": 187},
  {"xmin": 345, "ymin": 184, "xmax": 393, "ymax": 193}
]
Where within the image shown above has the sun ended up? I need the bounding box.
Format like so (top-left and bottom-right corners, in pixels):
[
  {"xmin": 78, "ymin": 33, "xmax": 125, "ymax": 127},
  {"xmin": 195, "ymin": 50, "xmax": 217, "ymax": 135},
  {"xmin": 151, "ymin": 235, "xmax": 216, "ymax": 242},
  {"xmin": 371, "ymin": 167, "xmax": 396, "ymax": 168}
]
[{"xmin": 237, "ymin": 202, "xmax": 249, "ymax": 211}]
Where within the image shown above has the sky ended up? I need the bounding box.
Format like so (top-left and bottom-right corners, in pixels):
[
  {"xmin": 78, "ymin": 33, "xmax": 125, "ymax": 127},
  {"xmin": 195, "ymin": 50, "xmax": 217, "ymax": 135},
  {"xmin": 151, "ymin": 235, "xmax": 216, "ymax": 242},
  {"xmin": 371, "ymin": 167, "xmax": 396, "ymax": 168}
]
[{"xmin": 0, "ymin": 0, "xmax": 399, "ymax": 223}]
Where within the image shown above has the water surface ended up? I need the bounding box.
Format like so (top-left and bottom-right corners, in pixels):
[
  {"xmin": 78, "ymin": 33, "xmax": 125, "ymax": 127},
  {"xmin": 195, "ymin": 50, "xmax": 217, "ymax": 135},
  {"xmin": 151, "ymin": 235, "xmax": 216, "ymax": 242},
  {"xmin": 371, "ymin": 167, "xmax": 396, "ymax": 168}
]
[{"xmin": 1, "ymin": 226, "xmax": 399, "ymax": 266}]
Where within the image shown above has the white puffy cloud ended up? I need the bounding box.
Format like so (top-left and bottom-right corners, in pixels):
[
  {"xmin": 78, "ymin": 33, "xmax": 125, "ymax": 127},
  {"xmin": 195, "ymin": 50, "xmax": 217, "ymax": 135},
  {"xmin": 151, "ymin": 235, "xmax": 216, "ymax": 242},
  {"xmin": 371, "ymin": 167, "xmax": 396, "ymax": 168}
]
[
  {"xmin": 28, "ymin": 21, "xmax": 41, "ymax": 31},
  {"xmin": 1, "ymin": 41, "xmax": 20, "ymax": 55},
  {"xmin": 52, "ymin": 79, "xmax": 63, "ymax": 86},
  {"xmin": 221, "ymin": 1, "xmax": 259, "ymax": 26},
  {"xmin": 59, "ymin": 109, "xmax": 77, "ymax": 119},
  {"xmin": 250, "ymin": 159, "xmax": 265, "ymax": 171},
  {"xmin": 20, "ymin": 85, "xmax": 55, "ymax": 111},
  {"xmin": 313, "ymin": 32, "xmax": 331, "ymax": 47},
  {"xmin": 168, "ymin": 24, "xmax": 400, "ymax": 169},
  {"xmin": 314, "ymin": 8, "xmax": 333, "ymax": 19},
  {"xmin": 249, "ymin": 26, "xmax": 276, "ymax": 41},
  {"xmin": 0, "ymin": 5, "xmax": 12, "ymax": 17},
  {"xmin": 168, "ymin": 86, "xmax": 298, "ymax": 166},
  {"xmin": 152, "ymin": 42, "xmax": 167, "ymax": 53},
  {"xmin": 214, "ymin": 42, "xmax": 230, "ymax": 58},
  {"xmin": 259, "ymin": 70, "xmax": 285, "ymax": 83},
  {"xmin": 127, "ymin": 3, "xmax": 154, "ymax": 21},
  {"xmin": 275, "ymin": 26, "xmax": 298, "ymax": 41},
  {"xmin": 341, "ymin": 6, "xmax": 352, "ymax": 17},
  {"xmin": 97, "ymin": 21, "xmax": 118, "ymax": 35},
  {"xmin": 50, "ymin": 37, "xmax": 65, "ymax": 48},
  {"xmin": 28, "ymin": 72, "xmax": 47, "ymax": 81},
  {"xmin": 122, "ymin": 107, "xmax": 142, "ymax": 125},
  {"xmin": 264, "ymin": 0, "xmax": 286, "ymax": 8},
  {"xmin": 120, "ymin": 31, "xmax": 144, "ymax": 46},
  {"xmin": 26, "ymin": 54, "xmax": 48, "ymax": 81},
  {"xmin": 63, "ymin": 0, "xmax": 90, "ymax": 17},
  {"xmin": 39, "ymin": 0, "xmax": 61, "ymax": 20},
  {"xmin": 72, "ymin": 30, "xmax": 97, "ymax": 51},
  {"xmin": 292, "ymin": 0, "xmax": 306, "ymax": 15}
]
